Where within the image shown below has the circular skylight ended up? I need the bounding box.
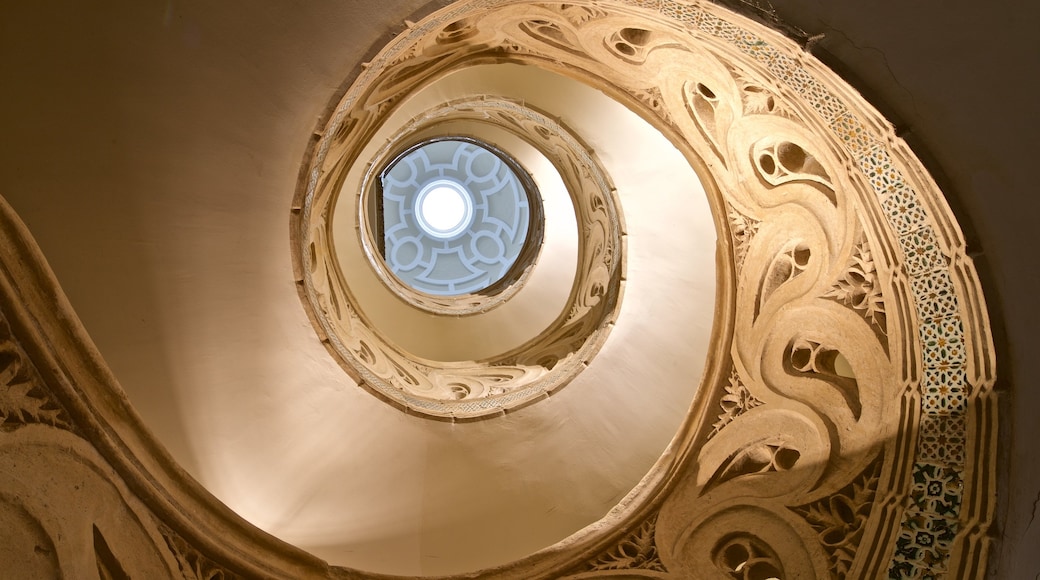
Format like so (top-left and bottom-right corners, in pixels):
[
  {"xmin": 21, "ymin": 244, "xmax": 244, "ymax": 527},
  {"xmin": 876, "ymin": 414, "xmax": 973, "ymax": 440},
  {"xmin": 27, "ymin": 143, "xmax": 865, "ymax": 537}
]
[
  {"xmin": 414, "ymin": 180, "xmax": 474, "ymax": 238},
  {"xmin": 376, "ymin": 138, "xmax": 539, "ymax": 297}
]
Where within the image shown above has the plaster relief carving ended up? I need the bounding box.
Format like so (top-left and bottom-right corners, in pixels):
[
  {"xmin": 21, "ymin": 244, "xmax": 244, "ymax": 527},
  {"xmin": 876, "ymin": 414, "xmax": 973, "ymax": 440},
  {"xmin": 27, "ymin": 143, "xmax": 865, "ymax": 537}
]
[
  {"xmin": 706, "ymin": 439, "xmax": 802, "ymax": 490},
  {"xmin": 302, "ymin": 95, "xmax": 625, "ymax": 418},
  {"xmin": 825, "ymin": 236, "xmax": 889, "ymax": 340}
]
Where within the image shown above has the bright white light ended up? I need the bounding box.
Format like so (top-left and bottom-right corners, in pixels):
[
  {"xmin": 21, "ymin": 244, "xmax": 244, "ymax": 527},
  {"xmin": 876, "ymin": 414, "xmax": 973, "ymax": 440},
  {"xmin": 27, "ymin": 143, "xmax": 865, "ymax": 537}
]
[
  {"xmin": 414, "ymin": 180, "xmax": 473, "ymax": 238},
  {"xmin": 423, "ymin": 187, "xmax": 466, "ymax": 231}
]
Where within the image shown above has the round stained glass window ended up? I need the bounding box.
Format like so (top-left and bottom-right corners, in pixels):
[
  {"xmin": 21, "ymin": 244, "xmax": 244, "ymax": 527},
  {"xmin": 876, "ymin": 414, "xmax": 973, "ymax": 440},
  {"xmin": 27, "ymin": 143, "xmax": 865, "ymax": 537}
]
[{"xmin": 374, "ymin": 138, "xmax": 541, "ymax": 298}]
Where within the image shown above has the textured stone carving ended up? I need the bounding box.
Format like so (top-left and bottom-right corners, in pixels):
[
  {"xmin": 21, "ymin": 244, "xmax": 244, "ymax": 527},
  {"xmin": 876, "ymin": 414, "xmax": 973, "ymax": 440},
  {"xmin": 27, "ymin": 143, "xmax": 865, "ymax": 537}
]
[
  {"xmin": 0, "ymin": 0, "xmax": 997, "ymax": 577},
  {"xmin": 710, "ymin": 369, "xmax": 764, "ymax": 437},
  {"xmin": 292, "ymin": 0, "xmax": 997, "ymax": 575},
  {"xmin": 728, "ymin": 207, "xmax": 759, "ymax": 272},
  {"xmin": 793, "ymin": 459, "xmax": 883, "ymax": 578},
  {"xmin": 585, "ymin": 515, "xmax": 667, "ymax": 573},
  {"xmin": 302, "ymin": 95, "xmax": 624, "ymax": 417},
  {"xmin": 0, "ymin": 312, "xmax": 72, "ymax": 431},
  {"xmin": 825, "ymin": 236, "xmax": 888, "ymax": 338},
  {"xmin": 161, "ymin": 525, "xmax": 240, "ymax": 580},
  {"xmin": 706, "ymin": 439, "xmax": 801, "ymax": 490},
  {"xmin": 713, "ymin": 534, "xmax": 784, "ymax": 580}
]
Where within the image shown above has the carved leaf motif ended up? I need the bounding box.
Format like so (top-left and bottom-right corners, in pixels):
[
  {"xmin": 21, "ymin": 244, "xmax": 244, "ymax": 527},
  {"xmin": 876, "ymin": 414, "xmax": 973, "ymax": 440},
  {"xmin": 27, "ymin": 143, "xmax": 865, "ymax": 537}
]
[
  {"xmin": 160, "ymin": 524, "xmax": 240, "ymax": 580},
  {"xmin": 728, "ymin": 207, "xmax": 759, "ymax": 272},
  {"xmin": 728, "ymin": 65, "xmax": 789, "ymax": 118},
  {"xmin": 825, "ymin": 239, "xmax": 887, "ymax": 336},
  {"xmin": 541, "ymin": 3, "xmax": 608, "ymax": 25},
  {"xmin": 586, "ymin": 515, "xmax": 667, "ymax": 572},
  {"xmin": 632, "ymin": 86, "xmax": 671, "ymax": 122},
  {"xmin": 711, "ymin": 369, "xmax": 763, "ymax": 437},
  {"xmin": 792, "ymin": 459, "xmax": 883, "ymax": 579},
  {"xmin": 0, "ymin": 316, "xmax": 71, "ymax": 430}
]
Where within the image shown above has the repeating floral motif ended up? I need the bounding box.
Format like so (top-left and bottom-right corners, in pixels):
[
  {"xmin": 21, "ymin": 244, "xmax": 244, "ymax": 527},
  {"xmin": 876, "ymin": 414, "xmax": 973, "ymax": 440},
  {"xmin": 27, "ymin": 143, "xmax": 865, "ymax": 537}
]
[
  {"xmin": 583, "ymin": 515, "xmax": 667, "ymax": 573},
  {"xmin": 728, "ymin": 208, "xmax": 760, "ymax": 272},
  {"xmin": 160, "ymin": 524, "xmax": 240, "ymax": 580},
  {"xmin": 793, "ymin": 459, "xmax": 883, "ymax": 579},
  {"xmin": 0, "ymin": 310, "xmax": 72, "ymax": 431},
  {"xmin": 710, "ymin": 369, "xmax": 764, "ymax": 437},
  {"xmin": 825, "ymin": 237, "xmax": 888, "ymax": 337}
]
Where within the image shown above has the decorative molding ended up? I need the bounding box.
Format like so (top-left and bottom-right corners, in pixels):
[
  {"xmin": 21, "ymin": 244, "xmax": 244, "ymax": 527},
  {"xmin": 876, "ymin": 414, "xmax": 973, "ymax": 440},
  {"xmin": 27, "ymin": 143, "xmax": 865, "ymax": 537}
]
[
  {"xmin": 792, "ymin": 458, "xmax": 884, "ymax": 578},
  {"xmin": 160, "ymin": 523, "xmax": 242, "ymax": 580},
  {"xmin": 0, "ymin": 310, "xmax": 73, "ymax": 432},
  {"xmin": 580, "ymin": 515, "xmax": 669, "ymax": 574},
  {"xmin": 299, "ymin": 95, "xmax": 626, "ymax": 418},
  {"xmin": 710, "ymin": 369, "xmax": 763, "ymax": 437}
]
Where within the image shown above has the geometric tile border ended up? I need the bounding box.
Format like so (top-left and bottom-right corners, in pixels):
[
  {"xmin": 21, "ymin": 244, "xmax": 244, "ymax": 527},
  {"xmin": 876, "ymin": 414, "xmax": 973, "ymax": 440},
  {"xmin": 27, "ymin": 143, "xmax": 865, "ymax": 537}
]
[{"xmin": 609, "ymin": 1, "xmax": 990, "ymax": 577}]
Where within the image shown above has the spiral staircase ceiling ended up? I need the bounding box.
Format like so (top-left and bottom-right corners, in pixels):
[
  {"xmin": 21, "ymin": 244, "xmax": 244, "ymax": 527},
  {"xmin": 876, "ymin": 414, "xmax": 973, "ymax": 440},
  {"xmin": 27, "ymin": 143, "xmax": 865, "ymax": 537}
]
[{"xmin": 1, "ymin": 0, "xmax": 1037, "ymax": 578}]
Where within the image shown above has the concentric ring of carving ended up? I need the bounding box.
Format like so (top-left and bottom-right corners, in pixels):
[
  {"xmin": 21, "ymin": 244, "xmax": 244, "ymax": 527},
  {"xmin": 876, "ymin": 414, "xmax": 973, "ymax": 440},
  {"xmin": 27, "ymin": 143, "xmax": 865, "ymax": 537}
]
[
  {"xmin": 362, "ymin": 136, "xmax": 544, "ymax": 314},
  {"xmin": 298, "ymin": 95, "xmax": 623, "ymax": 420},
  {"xmin": 292, "ymin": 0, "xmax": 995, "ymax": 576}
]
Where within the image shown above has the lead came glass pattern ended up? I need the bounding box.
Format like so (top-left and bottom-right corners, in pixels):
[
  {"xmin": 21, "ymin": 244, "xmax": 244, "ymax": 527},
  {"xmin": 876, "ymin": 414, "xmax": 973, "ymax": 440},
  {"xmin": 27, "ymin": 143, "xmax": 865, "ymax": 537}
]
[{"xmin": 380, "ymin": 139, "xmax": 533, "ymax": 296}]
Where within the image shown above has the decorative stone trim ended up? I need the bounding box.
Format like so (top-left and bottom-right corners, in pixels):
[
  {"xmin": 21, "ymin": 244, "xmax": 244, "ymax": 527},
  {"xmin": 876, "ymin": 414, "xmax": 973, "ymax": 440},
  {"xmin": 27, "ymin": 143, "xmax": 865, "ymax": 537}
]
[
  {"xmin": 292, "ymin": 0, "xmax": 985, "ymax": 576},
  {"xmin": 296, "ymin": 95, "xmax": 625, "ymax": 419},
  {"xmin": 0, "ymin": 0, "xmax": 995, "ymax": 577}
]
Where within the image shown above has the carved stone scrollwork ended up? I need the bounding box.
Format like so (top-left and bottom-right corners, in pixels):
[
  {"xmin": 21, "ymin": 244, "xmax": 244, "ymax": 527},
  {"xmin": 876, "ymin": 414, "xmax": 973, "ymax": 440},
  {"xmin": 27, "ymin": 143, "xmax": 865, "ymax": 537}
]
[
  {"xmin": 824, "ymin": 236, "xmax": 888, "ymax": 341},
  {"xmin": 713, "ymin": 534, "xmax": 784, "ymax": 580},
  {"xmin": 160, "ymin": 524, "xmax": 240, "ymax": 580},
  {"xmin": 302, "ymin": 92, "xmax": 625, "ymax": 417},
  {"xmin": 707, "ymin": 439, "xmax": 801, "ymax": 490},
  {"xmin": 783, "ymin": 338, "xmax": 861, "ymax": 419},
  {"xmin": 711, "ymin": 369, "xmax": 764, "ymax": 437},
  {"xmin": 584, "ymin": 515, "xmax": 668, "ymax": 573},
  {"xmin": 728, "ymin": 207, "xmax": 760, "ymax": 273},
  {"xmin": 0, "ymin": 312, "xmax": 72, "ymax": 431},
  {"xmin": 294, "ymin": 1, "xmax": 995, "ymax": 576},
  {"xmin": 792, "ymin": 459, "xmax": 883, "ymax": 578},
  {"xmin": 0, "ymin": 0, "xmax": 995, "ymax": 577}
]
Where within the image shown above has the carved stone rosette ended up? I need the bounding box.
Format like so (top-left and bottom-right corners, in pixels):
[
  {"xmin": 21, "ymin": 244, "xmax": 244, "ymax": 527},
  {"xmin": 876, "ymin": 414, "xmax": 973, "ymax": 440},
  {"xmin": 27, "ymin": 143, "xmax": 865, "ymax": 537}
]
[{"xmin": 0, "ymin": 0, "xmax": 996, "ymax": 578}]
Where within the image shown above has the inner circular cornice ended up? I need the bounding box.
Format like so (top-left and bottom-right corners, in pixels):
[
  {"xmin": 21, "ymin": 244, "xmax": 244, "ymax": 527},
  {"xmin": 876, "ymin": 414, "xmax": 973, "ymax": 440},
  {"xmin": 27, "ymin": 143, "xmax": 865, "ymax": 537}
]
[{"xmin": 307, "ymin": 91, "xmax": 627, "ymax": 419}]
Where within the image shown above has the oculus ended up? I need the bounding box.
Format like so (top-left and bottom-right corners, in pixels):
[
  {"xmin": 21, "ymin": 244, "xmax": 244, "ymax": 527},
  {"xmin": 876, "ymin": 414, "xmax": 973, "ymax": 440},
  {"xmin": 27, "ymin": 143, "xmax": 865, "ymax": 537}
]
[{"xmin": 371, "ymin": 138, "xmax": 541, "ymax": 299}]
